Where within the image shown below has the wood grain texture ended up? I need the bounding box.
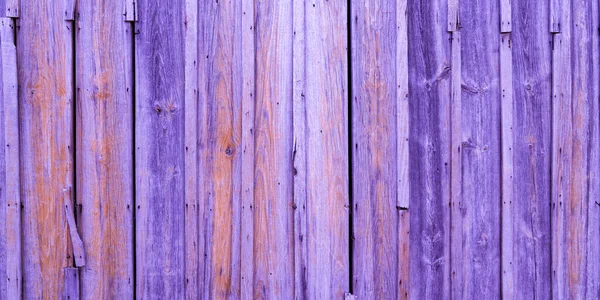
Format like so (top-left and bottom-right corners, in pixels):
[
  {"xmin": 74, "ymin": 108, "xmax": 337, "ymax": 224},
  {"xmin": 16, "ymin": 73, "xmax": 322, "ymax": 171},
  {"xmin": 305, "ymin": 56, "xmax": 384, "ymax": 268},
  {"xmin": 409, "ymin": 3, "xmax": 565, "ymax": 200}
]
[
  {"xmin": 197, "ymin": 0, "xmax": 243, "ymax": 297},
  {"xmin": 396, "ymin": 0, "xmax": 409, "ymax": 298},
  {"xmin": 75, "ymin": 0, "xmax": 134, "ymax": 297},
  {"xmin": 406, "ymin": 0, "xmax": 451, "ymax": 298},
  {"xmin": 510, "ymin": 0, "xmax": 552, "ymax": 298},
  {"xmin": 184, "ymin": 0, "xmax": 199, "ymax": 298},
  {"xmin": 499, "ymin": 32, "xmax": 514, "ymax": 299},
  {"xmin": 135, "ymin": 0, "xmax": 186, "ymax": 298},
  {"xmin": 1, "ymin": 17, "xmax": 20, "ymax": 300},
  {"xmin": 459, "ymin": 0, "xmax": 502, "ymax": 296},
  {"xmin": 293, "ymin": 0, "xmax": 349, "ymax": 298},
  {"xmin": 351, "ymin": 0, "xmax": 398, "ymax": 298},
  {"xmin": 62, "ymin": 268, "xmax": 79, "ymax": 300},
  {"xmin": 449, "ymin": 30, "xmax": 463, "ymax": 300},
  {"xmin": 240, "ymin": 0, "xmax": 256, "ymax": 298},
  {"xmin": 2, "ymin": 0, "xmax": 17, "ymax": 17},
  {"xmin": 253, "ymin": 0, "xmax": 294, "ymax": 298},
  {"xmin": 500, "ymin": 0, "xmax": 512, "ymax": 33},
  {"xmin": 18, "ymin": 0, "xmax": 75, "ymax": 297}
]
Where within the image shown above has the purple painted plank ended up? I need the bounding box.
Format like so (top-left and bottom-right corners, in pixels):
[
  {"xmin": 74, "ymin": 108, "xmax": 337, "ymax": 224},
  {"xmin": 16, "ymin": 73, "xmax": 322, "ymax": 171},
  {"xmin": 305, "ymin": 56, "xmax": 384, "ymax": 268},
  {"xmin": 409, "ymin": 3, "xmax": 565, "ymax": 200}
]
[
  {"xmin": 407, "ymin": 0, "xmax": 452, "ymax": 298},
  {"xmin": 459, "ymin": 0, "xmax": 502, "ymax": 297},
  {"xmin": 252, "ymin": 0, "xmax": 295, "ymax": 298},
  {"xmin": 18, "ymin": 1, "xmax": 75, "ymax": 298},
  {"xmin": 0, "ymin": 17, "xmax": 5, "ymax": 299},
  {"xmin": 351, "ymin": 0, "xmax": 398, "ymax": 298},
  {"xmin": 135, "ymin": 1, "xmax": 186, "ymax": 298},
  {"xmin": 196, "ymin": 0, "xmax": 243, "ymax": 297},
  {"xmin": 509, "ymin": 0, "xmax": 553, "ymax": 298},
  {"xmin": 75, "ymin": 0, "xmax": 134, "ymax": 297}
]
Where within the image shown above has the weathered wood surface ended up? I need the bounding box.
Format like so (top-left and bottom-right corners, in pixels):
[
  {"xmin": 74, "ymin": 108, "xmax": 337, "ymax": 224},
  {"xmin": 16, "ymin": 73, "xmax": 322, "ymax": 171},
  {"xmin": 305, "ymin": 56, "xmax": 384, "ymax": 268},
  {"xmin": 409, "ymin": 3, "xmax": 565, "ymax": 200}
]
[
  {"xmin": 1, "ymin": 0, "xmax": 600, "ymax": 299},
  {"xmin": 75, "ymin": 0, "xmax": 134, "ymax": 297},
  {"xmin": 293, "ymin": 0, "xmax": 349, "ymax": 298},
  {"xmin": 510, "ymin": 0, "xmax": 553, "ymax": 298},
  {"xmin": 407, "ymin": 0, "xmax": 451, "ymax": 299},
  {"xmin": 18, "ymin": 0, "xmax": 75, "ymax": 297},
  {"xmin": 351, "ymin": 0, "xmax": 398, "ymax": 298},
  {"xmin": 252, "ymin": 0, "xmax": 295, "ymax": 298},
  {"xmin": 135, "ymin": 0, "xmax": 186, "ymax": 298},
  {"xmin": 1, "ymin": 16, "xmax": 20, "ymax": 300},
  {"xmin": 459, "ymin": 0, "xmax": 502, "ymax": 297}
]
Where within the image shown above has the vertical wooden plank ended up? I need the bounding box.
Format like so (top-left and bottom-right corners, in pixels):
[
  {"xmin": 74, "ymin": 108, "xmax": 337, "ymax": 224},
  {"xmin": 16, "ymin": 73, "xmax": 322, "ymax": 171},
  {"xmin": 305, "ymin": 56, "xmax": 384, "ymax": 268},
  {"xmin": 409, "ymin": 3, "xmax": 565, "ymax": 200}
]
[
  {"xmin": 62, "ymin": 268, "xmax": 80, "ymax": 300},
  {"xmin": 510, "ymin": 0, "xmax": 552, "ymax": 298},
  {"xmin": 197, "ymin": 0, "xmax": 243, "ymax": 297},
  {"xmin": 564, "ymin": 0, "xmax": 594, "ymax": 297},
  {"xmin": 1, "ymin": 17, "xmax": 20, "ymax": 300},
  {"xmin": 18, "ymin": 0, "xmax": 75, "ymax": 297},
  {"xmin": 0, "ymin": 16, "xmax": 6, "ymax": 300},
  {"xmin": 406, "ymin": 0, "xmax": 452, "ymax": 299},
  {"xmin": 551, "ymin": 0, "xmax": 571, "ymax": 297},
  {"xmin": 3, "ymin": 0, "xmax": 17, "ymax": 17},
  {"xmin": 184, "ymin": 0, "xmax": 199, "ymax": 298},
  {"xmin": 448, "ymin": 0, "xmax": 458, "ymax": 31},
  {"xmin": 253, "ymin": 0, "xmax": 294, "ymax": 297},
  {"xmin": 499, "ymin": 32, "xmax": 514, "ymax": 299},
  {"xmin": 135, "ymin": 0, "xmax": 186, "ymax": 298},
  {"xmin": 587, "ymin": 0, "xmax": 600, "ymax": 297},
  {"xmin": 500, "ymin": 0, "xmax": 512, "ymax": 33},
  {"xmin": 459, "ymin": 0, "xmax": 502, "ymax": 297},
  {"xmin": 75, "ymin": 0, "xmax": 134, "ymax": 297},
  {"xmin": 351, "ymin": 0, "xmax": 398, "ymax": 298},
  {"xmin": 124, "ymin": 0, "xmax": 137, "ymax": 22},
  {"xmin": 396, "ymin": 0, "xmax": 409, "ymax": 298},
  {"xmin": 293, "ymin": 0, "xmax": 349, "ymax": 299},
  {"xmin": 240, "ymin": 0, "xmax": 255, "ymax": 297},
  {"xmin": 449, "ymin": 30, "xmax": 463, "ymax": 300},
  {"xmin": 550, "ymin": 0, "xmax": 561, "ymax": 32},
  {"xmin": 292, "ymin": 0, "xmax": 307, "ymax": 298}
]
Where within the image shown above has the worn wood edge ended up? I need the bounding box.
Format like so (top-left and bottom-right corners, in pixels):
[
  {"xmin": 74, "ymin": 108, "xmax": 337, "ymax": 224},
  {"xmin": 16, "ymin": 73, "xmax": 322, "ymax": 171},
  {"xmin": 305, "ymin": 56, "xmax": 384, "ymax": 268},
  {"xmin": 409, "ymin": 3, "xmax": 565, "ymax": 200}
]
[
  {"xmin": 500, "ymin": 0, "xmax": 512, "ymax": 32},
  {"xmin": 550, "ymin": 32, "xmax": 566, "ymax": 300},
  {"xmin": 1, "ymin": 16, "xmax": 21, "ymax": 299},
  {"xmin": 396, "ymin": 0, "xmax": 409, "ymax": 298},
  {"xmin": 62, "ymin": 267, "xmax": 79, "ymax": 300},
  {"xmin": 292, "ymin": 0, "xmax": 307, "ymax": 298},
  {"xmin": 448, "ymin": 0, "xmax": 459, "ymax": 31},
  {"xmin": 240, "ymin": 0, "xmax": 256, "ymax": 297},
  {"xmin": 184, "ymin": 0, "xmax": 199, "ymax": 297},
  {"xmin": 499, "ymin": 32, "xmax": 514, "ymax": 299},
  {"xmin": 63, "ymin": 188, "xmax": 86, "ymax": 267},
  {"xmin": 3, "ymin": 0, "xmax": 17, "ymax": 17},
  {"xmin": 64, "ymin": 0, "xmax": 74, "ymax": 20},
  {"xmin": 124, "ymin": 0, "xmax": 137, "ymax": 21},
  {"xmin": 549, "ymin": 0, "xmax": 561, "ymax": 32},
  {"xmin": 449, "ymin": 30, "xmax": 463, "ymax": 300},
  {"xmin": 396, "ymin": 0, "xmax": 409, "ymax": 210}
]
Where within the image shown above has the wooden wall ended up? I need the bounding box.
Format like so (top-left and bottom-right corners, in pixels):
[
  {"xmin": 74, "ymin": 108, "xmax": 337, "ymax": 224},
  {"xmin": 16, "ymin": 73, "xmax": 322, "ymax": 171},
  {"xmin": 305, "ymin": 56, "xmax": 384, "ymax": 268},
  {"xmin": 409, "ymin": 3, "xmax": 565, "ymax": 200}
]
[{"xmin": 0, "ymin": 0, "xmax": 599, "ymax": 299}]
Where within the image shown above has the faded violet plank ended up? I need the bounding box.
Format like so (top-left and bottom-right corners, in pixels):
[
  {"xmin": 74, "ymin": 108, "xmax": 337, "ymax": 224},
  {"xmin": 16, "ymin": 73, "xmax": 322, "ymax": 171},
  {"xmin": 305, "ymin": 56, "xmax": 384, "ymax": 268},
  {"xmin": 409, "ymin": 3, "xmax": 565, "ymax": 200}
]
[
  {"xmin": 351, "ymin": 0, "xmax": 398, "ymax": 297},
  {"xmin": 240, "ymin": 0, "xmax": 256, "ymax": 297},
  {"xmin": 75, "ymin": 0, "xmax": 134, "ymax": 296},
  {"xmin": 550, "ymin": 0, "xmax": 570, "ymax": 297},
  {"xmin": 184, "ymin": 0, "xmax": 199, "ymax": 298},
  {"xmin": 293, "ymin": 0, "xmax": 349, "ymax": 298},
  {"xmin": 18, "ymin": 1, "xmax": 75, "ymax": 298},
  {"xmin": 253, "ymin": 0, "xmax": 294, "ymax": 297},
  {"xmin": 135, "ymin": 0, "xmax": 186, "ymax": 298},
  {"xmin": 197, "ymin": 0, "xmax": 243, "ymax": 297},
  {"xmin": 407, "ymin": 0, "xmax": 452, "ymax": 298},
  {"xmin": 1, "ymin": 17, "xmax": 20, "ymax": 300},
  {"xmin": 510, "ymin": 0, "xmax": 552, "ymax": 298},
  {"xmin": 459, "ymin": 0, "xmax": 502, "ymax": 297},
  {"xmin": 62, "ymin": 268, "xmax": 79, "ymax": 300},
  {"xmin": 0, "ymin": 16, "xmax": 5, "ymax": 299}
]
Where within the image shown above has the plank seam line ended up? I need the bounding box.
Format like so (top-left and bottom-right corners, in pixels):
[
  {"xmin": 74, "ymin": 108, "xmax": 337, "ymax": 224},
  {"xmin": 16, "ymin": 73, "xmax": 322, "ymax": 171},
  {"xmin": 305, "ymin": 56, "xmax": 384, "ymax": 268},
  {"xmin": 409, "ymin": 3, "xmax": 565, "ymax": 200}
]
[{"xmin": 346, "ymin": 0, "xmax": 354, "ymax": 292}]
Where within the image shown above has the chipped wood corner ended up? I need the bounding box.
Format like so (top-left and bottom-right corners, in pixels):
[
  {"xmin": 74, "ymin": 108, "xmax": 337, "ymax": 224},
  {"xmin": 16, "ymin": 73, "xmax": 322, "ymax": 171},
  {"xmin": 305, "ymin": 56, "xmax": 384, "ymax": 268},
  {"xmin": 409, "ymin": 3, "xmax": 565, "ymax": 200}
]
[
  {"xmin": 64, "ymin": 0, "xmax": 75, "ymax": 20},
  {"xmin": 63, "ymin": 188, "xmax": 86, "ymax": 267},
  {"xmin": 4, "ymin": 0, "xmax": 19, "ymax": 18},
  {"xmin": 344, "ymin": 292, "xmax": 357, "ymax": 300},
  {"xmin": 125, "ymin": 0, "xmax": 137, "ymax": 22}
]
